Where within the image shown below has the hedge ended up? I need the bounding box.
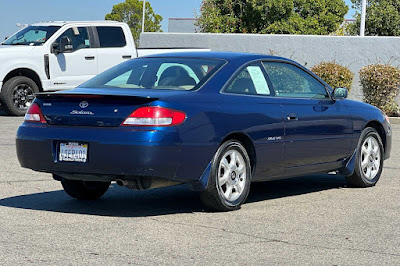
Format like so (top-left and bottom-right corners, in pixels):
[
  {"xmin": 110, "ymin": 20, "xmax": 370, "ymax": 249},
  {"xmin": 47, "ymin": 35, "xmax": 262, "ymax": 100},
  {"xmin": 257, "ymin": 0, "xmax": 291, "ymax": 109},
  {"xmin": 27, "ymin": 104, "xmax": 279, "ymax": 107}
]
[
  {"xmin": 359, "ymin": 64, "xmax": 400, "ymax": 116},
  {"xmin": 311, "ymin": 61, "xmax": 354, "ymax": 92}
]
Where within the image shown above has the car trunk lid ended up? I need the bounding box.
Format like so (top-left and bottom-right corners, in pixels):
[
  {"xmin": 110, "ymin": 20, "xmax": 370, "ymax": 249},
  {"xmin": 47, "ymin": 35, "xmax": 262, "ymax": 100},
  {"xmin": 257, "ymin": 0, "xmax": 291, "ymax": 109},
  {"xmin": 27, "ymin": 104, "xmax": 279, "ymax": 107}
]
[{"xmin": 35, "ymin": 88, "xmax": 188, "ymax": 127}]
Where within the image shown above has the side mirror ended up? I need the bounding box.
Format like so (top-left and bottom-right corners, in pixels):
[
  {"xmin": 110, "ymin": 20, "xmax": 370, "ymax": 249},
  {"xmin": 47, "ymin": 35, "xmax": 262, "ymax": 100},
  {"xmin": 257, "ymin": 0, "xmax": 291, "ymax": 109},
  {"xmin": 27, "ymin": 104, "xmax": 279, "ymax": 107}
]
[
  {"xmin": 52, "ymin": 42, "xmax": 60, "ymax": 55},
  {"xmin": 54, "ymin": 36, "xmax": 73, "ymax": 54},
  {"xmin": 332, "ymin": 87, "xmax": 348, "ymax": 101},
  {"xmin": 4, "ymin": 36, "xmax": 8, "ymax": 41}
]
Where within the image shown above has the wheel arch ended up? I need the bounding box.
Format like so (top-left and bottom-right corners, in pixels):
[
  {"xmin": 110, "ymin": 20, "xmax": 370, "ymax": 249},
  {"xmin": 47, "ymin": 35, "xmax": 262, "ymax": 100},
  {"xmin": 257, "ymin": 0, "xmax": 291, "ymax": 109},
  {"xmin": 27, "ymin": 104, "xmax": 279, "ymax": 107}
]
[
  {"xmin": 3, "ymin": 68, "xmax": 43, "ymax": 92},
  {"xmin": 364, "ymin": 120, "xmax": 386, "ymax": 153},
  {"xmin": 221, "ymin": 132, "xmax": 257, "ymax": 176}
]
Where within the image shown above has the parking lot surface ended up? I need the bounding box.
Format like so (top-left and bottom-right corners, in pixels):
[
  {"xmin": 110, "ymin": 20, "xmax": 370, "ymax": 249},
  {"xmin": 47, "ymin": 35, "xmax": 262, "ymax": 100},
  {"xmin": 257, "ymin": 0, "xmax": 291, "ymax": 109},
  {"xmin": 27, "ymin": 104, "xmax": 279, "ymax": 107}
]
[{"xmin": 0, "ymin": 112, "xmax": 399, "ymax": 265}]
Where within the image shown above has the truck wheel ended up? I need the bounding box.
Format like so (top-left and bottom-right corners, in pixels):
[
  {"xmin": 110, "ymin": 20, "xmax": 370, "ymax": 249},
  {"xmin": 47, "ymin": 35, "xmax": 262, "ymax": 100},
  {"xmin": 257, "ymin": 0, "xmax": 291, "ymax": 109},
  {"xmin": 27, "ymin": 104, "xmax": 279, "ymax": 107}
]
[
  {"xmin": 346, "ymin": 127, "xmax": 384, "ymax": 187},
  {"xmin": 200, "ymin": 140, "xmax": 251, "ymax": 212},
  {"xmin": 0, "ymin": 76, "xmax": 39, "ymax": 116},
  {"xmin": 60, "ymin": 178, "xmax": 111, "ymax": 200}
]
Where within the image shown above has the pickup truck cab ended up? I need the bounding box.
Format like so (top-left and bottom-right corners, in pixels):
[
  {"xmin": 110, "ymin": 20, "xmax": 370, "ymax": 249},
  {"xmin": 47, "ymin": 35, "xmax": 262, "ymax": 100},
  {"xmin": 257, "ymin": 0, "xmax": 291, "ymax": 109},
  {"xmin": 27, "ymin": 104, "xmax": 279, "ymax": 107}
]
[{"xmin": 0, "ymin": 21, "xmax": 207, "ymax": 115}]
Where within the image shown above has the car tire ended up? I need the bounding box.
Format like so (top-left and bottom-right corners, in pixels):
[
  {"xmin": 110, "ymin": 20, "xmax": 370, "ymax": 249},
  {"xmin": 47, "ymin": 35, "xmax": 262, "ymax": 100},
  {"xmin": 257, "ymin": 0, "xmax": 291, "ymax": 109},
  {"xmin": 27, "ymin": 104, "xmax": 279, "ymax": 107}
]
[
  {"xmin": 346, "ymin": 127, "xmax": 384, "ymax": 188},
  {"xmin": 0, "ymin": 76, "xmax": 39, "ymax": 116},
  {"xmin": 200, "ymin": 140, "xmax": 251, "ymax": 212},
  {"xmin": 60, "ymin": 178, "xmax": 111, "ymax": 200}
]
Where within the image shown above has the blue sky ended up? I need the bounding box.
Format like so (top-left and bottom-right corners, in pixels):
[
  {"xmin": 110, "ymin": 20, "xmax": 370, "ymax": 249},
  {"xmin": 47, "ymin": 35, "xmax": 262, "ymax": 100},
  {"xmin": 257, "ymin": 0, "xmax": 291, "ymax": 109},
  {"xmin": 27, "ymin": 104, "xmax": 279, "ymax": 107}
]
[{"xmin": 0, "ymin": 0, "xmax": 355, "ymax": 39}]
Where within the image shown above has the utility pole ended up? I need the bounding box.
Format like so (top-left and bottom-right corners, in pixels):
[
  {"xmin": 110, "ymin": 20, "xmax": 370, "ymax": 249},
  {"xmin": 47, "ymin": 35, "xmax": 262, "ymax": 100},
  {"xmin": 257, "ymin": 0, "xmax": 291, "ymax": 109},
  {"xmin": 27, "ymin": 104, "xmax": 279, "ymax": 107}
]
[
  {"xmin": 360, "ymin": 0, "xmax": 367, "ymax": 36},
  {"xmin": 142, "ymin": 0, "xmax": 146, "ymax": 33}
]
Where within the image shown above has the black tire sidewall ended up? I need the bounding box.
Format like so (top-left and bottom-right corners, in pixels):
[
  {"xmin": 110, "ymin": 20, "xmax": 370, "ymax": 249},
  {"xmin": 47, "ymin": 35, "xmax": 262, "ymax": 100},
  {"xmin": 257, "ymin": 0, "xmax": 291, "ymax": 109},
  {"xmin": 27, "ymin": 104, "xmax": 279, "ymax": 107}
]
[
  {"xmin": 0, "ymin": 76, "xmax": 39, "ymax": 116},
  {"xmin": 210, "ymin": 141, "xmax": 251, "ymax": 209},
  {"xmin": 355, "ymin": 128, "xmax": 384, "ymax": 186},
  {"xmin": 61, "ymin": 178, "xmax": 110, "ymax": 200}
]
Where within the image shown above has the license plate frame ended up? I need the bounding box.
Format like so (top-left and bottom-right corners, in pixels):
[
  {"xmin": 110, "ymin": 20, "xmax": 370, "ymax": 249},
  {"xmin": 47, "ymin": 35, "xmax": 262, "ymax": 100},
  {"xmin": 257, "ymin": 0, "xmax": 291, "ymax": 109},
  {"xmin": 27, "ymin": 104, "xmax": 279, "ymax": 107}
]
[{"xmin": 58, "ymin": 142, "xmax": 88, "ymax": 163}]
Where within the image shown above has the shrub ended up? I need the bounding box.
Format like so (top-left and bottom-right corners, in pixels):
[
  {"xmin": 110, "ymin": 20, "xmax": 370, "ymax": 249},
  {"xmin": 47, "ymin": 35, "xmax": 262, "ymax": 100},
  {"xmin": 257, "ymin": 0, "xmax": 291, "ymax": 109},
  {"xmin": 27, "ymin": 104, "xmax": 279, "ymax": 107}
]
[
  {"xmin": 311, "ymin": 61, "xmax": 354, "ymax": 91},
  {"xmin": 359, "ymin": 64, "xmax": 400, "ymax": 116}
]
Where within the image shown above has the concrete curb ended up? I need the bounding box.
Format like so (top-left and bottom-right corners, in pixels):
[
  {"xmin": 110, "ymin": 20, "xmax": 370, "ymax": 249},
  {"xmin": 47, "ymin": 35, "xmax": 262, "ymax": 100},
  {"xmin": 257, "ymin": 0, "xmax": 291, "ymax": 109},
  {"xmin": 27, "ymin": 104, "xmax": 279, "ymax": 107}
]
[{"xmin": 389, "ymin": 117, "xmax": 400, "ymax": 125}]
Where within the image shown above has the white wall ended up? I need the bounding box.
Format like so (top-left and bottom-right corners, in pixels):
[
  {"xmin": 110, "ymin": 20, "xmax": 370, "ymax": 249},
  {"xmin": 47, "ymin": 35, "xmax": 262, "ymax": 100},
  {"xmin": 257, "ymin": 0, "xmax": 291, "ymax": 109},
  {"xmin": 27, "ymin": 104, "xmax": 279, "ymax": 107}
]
[{"xmin": 140, "ymin": 32, "xmax": 400, "ymax": 101}]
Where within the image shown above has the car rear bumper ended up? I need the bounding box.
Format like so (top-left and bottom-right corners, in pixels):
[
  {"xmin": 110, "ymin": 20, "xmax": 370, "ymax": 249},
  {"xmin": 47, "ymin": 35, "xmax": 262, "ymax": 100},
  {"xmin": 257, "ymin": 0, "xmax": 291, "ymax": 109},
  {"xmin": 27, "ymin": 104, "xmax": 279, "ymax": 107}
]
[{"xmin": 16, "ymin": 123, "xmax": 216, "ymax": 183}]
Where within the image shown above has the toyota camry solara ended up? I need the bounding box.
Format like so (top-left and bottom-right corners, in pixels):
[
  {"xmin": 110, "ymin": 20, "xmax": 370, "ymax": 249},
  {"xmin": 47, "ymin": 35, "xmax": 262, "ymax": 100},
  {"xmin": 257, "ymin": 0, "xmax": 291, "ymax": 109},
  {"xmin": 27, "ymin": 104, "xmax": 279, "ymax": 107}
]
[{"xmin": 16, "ymin": 52, "xmax": 392, "ymax": 211}]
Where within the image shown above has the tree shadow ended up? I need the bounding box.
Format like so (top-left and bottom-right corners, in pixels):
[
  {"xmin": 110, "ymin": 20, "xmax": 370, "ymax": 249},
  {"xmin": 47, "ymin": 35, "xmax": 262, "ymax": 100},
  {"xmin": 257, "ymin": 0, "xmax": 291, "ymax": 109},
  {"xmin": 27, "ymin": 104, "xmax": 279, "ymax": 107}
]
[{"xmin": 0, "ymin": 174, "xmax": 347, "ymax": 217}]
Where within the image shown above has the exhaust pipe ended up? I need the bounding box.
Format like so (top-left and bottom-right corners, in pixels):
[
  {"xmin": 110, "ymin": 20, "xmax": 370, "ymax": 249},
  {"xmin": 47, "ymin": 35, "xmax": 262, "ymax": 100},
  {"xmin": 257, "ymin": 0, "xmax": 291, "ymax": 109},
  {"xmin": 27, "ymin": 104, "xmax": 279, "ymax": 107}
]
[
  {"xmin": 115, "ymin": 178, "xmax": 181, "ymax": 190},
  {"xmin": 116, "ymin": 179, "xmax": 127, "ymax": 187}
]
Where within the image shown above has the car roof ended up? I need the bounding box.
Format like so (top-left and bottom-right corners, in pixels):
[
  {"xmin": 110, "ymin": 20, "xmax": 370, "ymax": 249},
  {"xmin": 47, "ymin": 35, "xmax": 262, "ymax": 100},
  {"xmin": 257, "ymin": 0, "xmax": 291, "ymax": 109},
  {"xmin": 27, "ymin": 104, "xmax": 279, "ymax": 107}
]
[
  {"xmin": 142, "ymin": 51, "xmax": 292, "ymax": 63},
  {"xmin": 31, "ymin": 20, "xmax": 123, "ymax": 27}
]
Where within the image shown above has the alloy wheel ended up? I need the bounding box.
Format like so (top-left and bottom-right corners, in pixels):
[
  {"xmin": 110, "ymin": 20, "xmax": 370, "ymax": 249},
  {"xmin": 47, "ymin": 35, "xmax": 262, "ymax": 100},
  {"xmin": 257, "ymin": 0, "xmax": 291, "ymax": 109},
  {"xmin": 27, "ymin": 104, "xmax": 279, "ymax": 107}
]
[
  {"xmin": 12, "ymin": 84, "xmax": 34, "ymax": 110},
  {"xmin": 360, "ymin": 136, "xmax": 381, "ymax": 180},
  {"xmin": 217, "ymin": 149, "xmax": 247, "ymax": 201}
]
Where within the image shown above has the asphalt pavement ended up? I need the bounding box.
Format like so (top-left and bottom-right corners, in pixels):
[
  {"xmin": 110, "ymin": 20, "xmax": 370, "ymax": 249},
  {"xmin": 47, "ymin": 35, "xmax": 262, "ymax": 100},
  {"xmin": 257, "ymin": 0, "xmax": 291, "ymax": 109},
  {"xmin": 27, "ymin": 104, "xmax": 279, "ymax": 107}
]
[{"xmin": 0, "ymin": 111, "xmax": 399, "ymax": 265}]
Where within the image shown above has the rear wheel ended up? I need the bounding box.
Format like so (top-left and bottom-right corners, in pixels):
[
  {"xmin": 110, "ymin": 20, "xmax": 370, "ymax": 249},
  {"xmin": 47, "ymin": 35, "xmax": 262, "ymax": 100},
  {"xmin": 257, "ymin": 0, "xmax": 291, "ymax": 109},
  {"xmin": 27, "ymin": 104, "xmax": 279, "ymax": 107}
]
[
  {"xmin": 60, "ymin": 177, "xmax": 110, "ymax": 200},
  {"xmin": 0, "ymin": 76, "xmax": 39, "ymax": 116},
  {"xmin": 346, "ymin": 127, "xmax": 384, "ymax": 187},
  {"xmin": 200, "ymin": 140, "xmax": 251, "ymax": 211}
]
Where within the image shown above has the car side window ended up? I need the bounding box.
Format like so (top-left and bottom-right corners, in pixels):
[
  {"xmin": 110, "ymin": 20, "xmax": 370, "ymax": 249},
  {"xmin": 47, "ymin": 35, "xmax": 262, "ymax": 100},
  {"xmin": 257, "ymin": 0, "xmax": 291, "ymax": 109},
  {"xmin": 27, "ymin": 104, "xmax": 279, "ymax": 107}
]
[
  {"xmin": 96, "ymin": 26, "xmax": 126, "ymax": 48},
  {"xmin": 262, "ymin": 62, "xmax": 328, "ymax": 99},
  {"xmin": 56, "ymin": 27, "xmax": 91, "ymax": 52},
  {"xmin": 225, "ymin": 65, "xmax": 271, "ymax": 96}
]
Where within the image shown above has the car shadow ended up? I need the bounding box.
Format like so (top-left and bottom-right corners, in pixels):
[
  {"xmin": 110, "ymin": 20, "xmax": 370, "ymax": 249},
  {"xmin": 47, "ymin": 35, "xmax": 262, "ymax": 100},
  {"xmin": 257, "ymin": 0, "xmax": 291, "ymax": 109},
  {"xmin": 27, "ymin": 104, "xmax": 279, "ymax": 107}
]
[
  {"xmin": 0, "ymin": 174, "xmax": 347, "ymax": 217},
  {"xmin": 0, "ymin": 109, "xmax": 8, "ymax": 116}
]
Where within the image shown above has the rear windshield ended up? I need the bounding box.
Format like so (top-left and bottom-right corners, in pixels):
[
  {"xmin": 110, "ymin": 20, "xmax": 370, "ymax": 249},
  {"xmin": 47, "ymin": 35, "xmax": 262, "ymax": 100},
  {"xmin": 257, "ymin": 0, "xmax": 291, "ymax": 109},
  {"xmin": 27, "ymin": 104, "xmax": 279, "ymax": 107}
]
[{"xmin": 80, "ymin": 57, "xmax": 226, "ymax": 91}]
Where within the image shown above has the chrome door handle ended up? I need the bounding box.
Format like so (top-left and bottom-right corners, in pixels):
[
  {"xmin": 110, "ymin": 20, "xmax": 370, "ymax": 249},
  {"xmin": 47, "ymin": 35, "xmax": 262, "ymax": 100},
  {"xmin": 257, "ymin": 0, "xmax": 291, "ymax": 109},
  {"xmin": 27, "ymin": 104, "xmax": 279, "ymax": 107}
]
[{"xmin": 287, "ymin": 113, "xmax": 298, "ymax": 121}]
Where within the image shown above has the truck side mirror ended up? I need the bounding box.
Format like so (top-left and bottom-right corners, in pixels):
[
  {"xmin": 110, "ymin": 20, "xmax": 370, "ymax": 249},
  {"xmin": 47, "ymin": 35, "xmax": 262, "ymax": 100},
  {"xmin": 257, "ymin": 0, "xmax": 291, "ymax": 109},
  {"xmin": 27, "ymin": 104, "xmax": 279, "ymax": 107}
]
[
  {"xmin": 52, "ymin": 42, "xmax": 60, "ymax": 55},
  {"xmin": 53, "ymin": 36, "xmax": 73, "ymax": 55},
  {"xmin": 59, "ymin": 36, "xmax": 73, "ymax": 53}
]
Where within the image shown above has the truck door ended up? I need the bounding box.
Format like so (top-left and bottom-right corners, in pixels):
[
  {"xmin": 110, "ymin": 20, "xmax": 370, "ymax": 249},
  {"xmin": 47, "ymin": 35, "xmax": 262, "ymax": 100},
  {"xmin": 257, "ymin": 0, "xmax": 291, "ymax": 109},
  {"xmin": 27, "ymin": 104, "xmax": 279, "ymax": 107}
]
[
  {"xmin": 93, "ymin": 26, "xmax": 134, "ymax": 74},
  {"xmin": 49, "ymin": 26, "xmax": 97, "ymax": 90}
]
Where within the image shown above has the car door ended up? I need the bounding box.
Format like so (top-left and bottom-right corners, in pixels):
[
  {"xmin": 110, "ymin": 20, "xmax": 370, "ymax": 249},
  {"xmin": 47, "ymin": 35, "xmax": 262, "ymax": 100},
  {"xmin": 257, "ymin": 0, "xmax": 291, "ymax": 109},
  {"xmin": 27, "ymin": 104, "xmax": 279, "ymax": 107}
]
[
  {"xmin": 49, "ymin": 26, "xmax": 97, "ymax": 90},
  {"xmin": 262, "ymin": 61, "xmax": 352, "ymax": 172},
  {"xmin": 222, "ymin": 62, "xmax": 285, "ymax": 180},
  {"xmin": 93, "ymin": 26, "xmax": 134, "ymax": 74}
]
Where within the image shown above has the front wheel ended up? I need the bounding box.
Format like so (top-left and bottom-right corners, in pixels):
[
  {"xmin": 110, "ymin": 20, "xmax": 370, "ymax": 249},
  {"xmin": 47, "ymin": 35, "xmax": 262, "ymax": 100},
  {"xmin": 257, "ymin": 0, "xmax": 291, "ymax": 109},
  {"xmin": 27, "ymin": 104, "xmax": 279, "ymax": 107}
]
[
  {"xmin": 200, "ymin": 140, "xmax": 251, "ymax": 211},
  {"xmin": 0, "ymin": 76, "xmax": 39, "ymax": 116},
  {"xmin": 60, "ymin": 177, "xmax": 111, "ymax": 200},
  {"xmin": 346, "ymin": 127, "xmax": 384, "ymax": 187}
]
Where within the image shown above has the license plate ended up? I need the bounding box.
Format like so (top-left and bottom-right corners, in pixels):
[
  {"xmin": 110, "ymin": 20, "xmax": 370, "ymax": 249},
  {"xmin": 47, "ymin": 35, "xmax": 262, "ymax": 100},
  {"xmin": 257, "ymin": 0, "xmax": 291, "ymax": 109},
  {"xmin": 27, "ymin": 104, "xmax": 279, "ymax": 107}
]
[{"xmin": 59, "ymin": 142, "xmax": 88, "ymax": 163}]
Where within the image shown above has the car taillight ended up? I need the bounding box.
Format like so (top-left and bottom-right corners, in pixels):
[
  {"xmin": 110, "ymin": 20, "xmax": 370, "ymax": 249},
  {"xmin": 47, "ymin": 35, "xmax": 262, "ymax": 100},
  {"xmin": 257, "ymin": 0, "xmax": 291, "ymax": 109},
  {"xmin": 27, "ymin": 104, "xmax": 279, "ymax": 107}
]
[
  {"xmin": 24, "ymin": 103, "xmax": 46, "ymax": 123},
  {"xmin": 122, "ymin": 106, "xmax": 186, "ymax": 126}
]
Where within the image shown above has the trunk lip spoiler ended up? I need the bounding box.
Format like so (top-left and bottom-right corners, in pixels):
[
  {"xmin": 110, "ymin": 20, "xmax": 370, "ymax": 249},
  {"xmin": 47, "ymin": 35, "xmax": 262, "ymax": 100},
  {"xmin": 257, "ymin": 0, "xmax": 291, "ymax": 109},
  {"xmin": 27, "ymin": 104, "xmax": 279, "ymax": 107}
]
[{"xmin": 34, "ymin": 92, "xmax": 159, "ymax": 100}]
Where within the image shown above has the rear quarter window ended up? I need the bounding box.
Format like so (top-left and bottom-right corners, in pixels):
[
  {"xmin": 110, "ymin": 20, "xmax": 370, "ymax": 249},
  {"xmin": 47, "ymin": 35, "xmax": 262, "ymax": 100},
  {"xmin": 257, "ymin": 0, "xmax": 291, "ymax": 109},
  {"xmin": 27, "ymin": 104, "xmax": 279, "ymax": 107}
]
[{"xmin": 96, "ymin": 26, "xmax": 126, "ymax": 48}]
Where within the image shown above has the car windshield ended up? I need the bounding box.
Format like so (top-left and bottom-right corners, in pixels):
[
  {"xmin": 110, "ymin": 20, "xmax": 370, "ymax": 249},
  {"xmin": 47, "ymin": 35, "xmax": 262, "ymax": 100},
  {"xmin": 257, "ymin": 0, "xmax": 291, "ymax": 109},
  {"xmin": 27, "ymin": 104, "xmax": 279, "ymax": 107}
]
[
  {"xmin": 3, "ymin": 26, "xmax": 60, "ymax": 46},
  {"xmin": 80, "ymin": 57, "xmax": 226, "ymax": 91}
]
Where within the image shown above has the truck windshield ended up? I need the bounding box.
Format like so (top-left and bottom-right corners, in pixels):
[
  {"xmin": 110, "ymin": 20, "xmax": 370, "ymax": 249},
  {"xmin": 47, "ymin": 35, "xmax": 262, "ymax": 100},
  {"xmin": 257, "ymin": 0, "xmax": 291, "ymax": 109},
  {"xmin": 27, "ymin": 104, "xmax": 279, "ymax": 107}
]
[
  {"xmin": 3, "ymin": 26, "xmax": 60, "ymax": 46},
  {"xmin": 80, "ymin": 57, "xmax": 226, "ymax": 91}
]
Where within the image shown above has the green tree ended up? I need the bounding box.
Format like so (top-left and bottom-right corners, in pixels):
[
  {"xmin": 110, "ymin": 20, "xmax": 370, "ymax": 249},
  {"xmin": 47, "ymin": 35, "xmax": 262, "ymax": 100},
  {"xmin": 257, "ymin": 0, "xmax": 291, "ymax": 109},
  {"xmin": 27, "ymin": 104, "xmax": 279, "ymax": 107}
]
[
  {"xmin": 105, "ymin": 0, "xmax": 162, "ymax": 46},
  {"xmin": 348, "ymin": 0, "xmax": 400, "ymax": 36},
  {"xmin": 196, "ymin": 0, "xmax": 348, "ymax": 35}
]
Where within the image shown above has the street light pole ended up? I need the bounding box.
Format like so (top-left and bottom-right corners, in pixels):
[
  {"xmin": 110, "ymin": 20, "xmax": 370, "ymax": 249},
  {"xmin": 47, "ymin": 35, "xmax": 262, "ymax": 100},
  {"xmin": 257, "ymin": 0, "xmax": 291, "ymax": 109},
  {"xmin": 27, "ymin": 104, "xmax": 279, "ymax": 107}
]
[
  {"xmin": 142, "ymin": 0, "xmax": 146, "ymax": 33},
  {"xmin": 360, "ymin": 0, "xmax": 367, "ymax": 36}
]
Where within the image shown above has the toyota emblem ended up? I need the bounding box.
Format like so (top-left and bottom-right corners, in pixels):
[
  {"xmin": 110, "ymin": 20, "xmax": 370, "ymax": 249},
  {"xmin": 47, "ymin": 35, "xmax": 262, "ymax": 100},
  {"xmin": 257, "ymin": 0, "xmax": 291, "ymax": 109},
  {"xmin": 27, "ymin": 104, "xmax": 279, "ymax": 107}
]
[{"xmin": 79, "ymin": 101, "xmax": 89, "ymax": 108}]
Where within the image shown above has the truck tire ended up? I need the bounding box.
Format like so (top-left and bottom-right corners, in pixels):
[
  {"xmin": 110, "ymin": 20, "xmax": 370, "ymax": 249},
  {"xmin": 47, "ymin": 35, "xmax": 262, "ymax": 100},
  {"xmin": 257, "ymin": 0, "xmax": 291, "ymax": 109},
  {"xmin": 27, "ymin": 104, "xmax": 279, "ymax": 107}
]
[{"xmin": 0, "ymin": 76, "xmax": 39, "ymax": 116}]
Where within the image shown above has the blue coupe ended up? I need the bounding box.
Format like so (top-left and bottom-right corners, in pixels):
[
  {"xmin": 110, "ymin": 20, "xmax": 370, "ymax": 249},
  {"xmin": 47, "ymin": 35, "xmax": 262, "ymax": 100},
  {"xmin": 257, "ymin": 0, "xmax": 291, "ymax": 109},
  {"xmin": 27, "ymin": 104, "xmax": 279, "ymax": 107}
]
[{"xmin": 16, "ymin": 52, "xmax": 392, "ymax": 211}]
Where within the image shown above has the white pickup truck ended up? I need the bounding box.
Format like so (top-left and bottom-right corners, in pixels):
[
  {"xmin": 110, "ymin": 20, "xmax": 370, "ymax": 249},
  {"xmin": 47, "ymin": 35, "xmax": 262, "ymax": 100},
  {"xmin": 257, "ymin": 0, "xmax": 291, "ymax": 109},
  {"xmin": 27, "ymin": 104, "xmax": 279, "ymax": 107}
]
[{"xmin": 0, "ymin": 21, "xmax": 207, "ymax": 115}]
